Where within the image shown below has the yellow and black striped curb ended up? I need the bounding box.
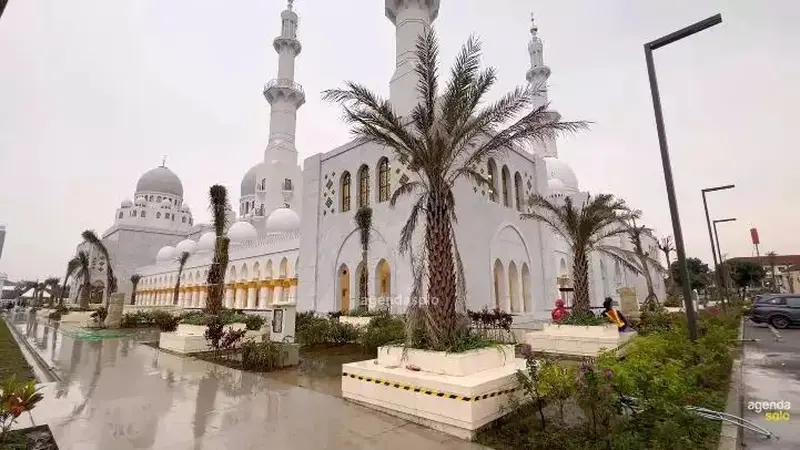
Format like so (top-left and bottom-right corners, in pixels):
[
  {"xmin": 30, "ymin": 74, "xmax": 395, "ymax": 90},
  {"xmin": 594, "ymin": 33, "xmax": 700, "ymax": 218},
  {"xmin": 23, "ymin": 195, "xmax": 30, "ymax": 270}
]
[{"xmin": 341, "ymin": 372, "xmax": 519, "ymax": 402}]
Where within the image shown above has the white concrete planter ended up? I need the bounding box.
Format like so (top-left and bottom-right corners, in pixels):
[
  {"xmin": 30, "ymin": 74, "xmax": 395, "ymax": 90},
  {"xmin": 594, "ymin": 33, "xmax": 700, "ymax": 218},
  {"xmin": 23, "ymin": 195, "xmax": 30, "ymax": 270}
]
[
  {"xmin": 159, "ymin": 322, "xmax": 260, "ymax": 354},
  {"xmin": 525, "ymin": 323, "xmax": 636, "ymax": 357},
  {"xmin": 59, "ymin": 311, "xmax": 95, "ymax": 324},
  {"xmin": 377, "ymin": 345, "xmax": 515, "ymax": 377},
  {"xmin": 342, "ymin": 344, "xmax": 523, "ymax": 440},
  {"xmin": 340, "ymin": 316, "xmax": 373, "ymax": 328}
]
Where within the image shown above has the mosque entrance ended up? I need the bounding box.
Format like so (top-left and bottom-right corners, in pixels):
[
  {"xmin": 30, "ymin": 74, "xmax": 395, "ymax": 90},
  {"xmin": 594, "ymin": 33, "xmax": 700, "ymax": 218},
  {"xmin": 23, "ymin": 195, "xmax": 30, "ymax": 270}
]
[
  {"xmin": 338, "ymin": 264, "xmax": 350, "ymax": 313},
  {"xmin": 374, "ymin": 260, "xmax": 391, "ymax": 308}
]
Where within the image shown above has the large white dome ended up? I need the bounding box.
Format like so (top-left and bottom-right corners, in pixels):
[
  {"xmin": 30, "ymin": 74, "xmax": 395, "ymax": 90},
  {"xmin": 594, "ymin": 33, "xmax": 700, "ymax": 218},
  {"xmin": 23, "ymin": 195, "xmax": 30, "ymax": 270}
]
[
  {"xmin": 266, "ymin": 207, "xmax": 300, "ymax": 233},
  {"xmin": 196, "ymin": 232, "xmax": 216, "ymax": 252},
  {"xmin": 543, "ymin": 157, "xmax": 578, "ymax": 192},
  {"xmin": 228, "ymin": 221, "xmax": 258, "ymax": 243},
  {"xmin": 240, "ymin": 162, "xmax": 267, "ymax": 197},
  {"xmin": 136, "ymin": 166, "xmax": 184, "ymax": 197},
  {"xmin": 175, "ymin": 239, "xmax": 197, "ymax": 255},
  {"xmin": 548, "ymin": 178, "xmax": 566, "ymax": 193},
  {"xmin": 156, "ymin": 246, "xmax": 175, "ymax": 263}
]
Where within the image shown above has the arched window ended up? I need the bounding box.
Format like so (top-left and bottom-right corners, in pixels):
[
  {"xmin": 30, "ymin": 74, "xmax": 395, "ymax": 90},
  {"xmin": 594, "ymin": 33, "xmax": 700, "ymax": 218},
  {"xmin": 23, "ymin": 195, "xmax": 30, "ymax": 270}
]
[
  {"xmin": 149, "ymin": 195, "xmax": 153, "ymax": 201},
  {"xmin": 156, "ymin": 212, "xmax": 161, "ymax": 219},
  {"xmin": 157, "ymin": 196, "xmax": 162, "ymax": 202},
  {"xmin": 341, "ymin": 172, "xmax": 351, "ymax": 212},
  {"xmin": 501, "ymin": 166, "xmax": 510, "ymax": 207},
  {"xmin": 165, "ymin": 213, "xmax": 170, "ymax": 219},
  {"xmin": 487, "ymin": 159, "xmax": 498, "ymax": 202},
  {"xmin": 358, "ymin": 165, "xmax": 370, "ymax": 207},
  {"xmin": 514, "ymin": 172, "xmax": 523, "ymax": 211},
  {"xmin": 377, "ymin": 158, "xmax": 390, "ymax": 203},
  {"xmin": 118, "ymin": 212, "xmax": 123, "ymax": 219},
  {"xmin": 182, "ymin": 216, "xmax": 186, "ymax": 223},
  {"xmin": 132, "ymin": 210, "xmax": 137, "ymax": 217},
  {"xmin": 141, "ymin": 210, "xmax": 146, "ymax": 218}
]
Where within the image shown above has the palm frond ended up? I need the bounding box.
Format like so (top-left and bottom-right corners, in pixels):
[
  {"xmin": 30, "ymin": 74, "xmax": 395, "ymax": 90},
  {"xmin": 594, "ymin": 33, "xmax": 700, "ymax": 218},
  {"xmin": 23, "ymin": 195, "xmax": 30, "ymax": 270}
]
[{"xmin": 596, "ymin": 245, "xmax": 643, "ymax": 275}]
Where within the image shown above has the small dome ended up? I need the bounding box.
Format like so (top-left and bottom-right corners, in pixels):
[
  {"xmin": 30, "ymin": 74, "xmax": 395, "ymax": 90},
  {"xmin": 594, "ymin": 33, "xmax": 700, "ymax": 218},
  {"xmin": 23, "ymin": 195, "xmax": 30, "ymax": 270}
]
[
  {"xmin": 135, "ymin": 196, "xmax": 147, "ymax": 206},
  {"xmin": 544, "ymin": 157, "xmax": 578, "ymax": 192},
  {"xmin": 136, "ymin": 166, "xmax": 184, "ymax": 197},
  {"xmin": 156, "ymin": 246, "xmax": 175, "ymax": 263},
  {"xmin": 160, "ymin": 199, "xmax": 172, "ymax": 208},
  {"xmin": 241, "ymin": 162, "xmax": 267, "ymax": 197},
  {"xmin": 266, "ymin": 207, "xmax": 300, "ymax": 233},
  {"xmin": 196, "ymin": 232, "xmax": 216, "ymax": 252},
  {"xmin": 120, "ymin": 199, "xmax": 133, "ymax": 208},
  {"xmin": 548, "ymin": 178, "xmax": 565, "ymax": 192},
  {"xmin": 175, "ymin": 239, "xmax": 197, "ymax": 255},
  {"xmin": 228, "ymin": 221, "xmax": 258, "ymax": 243},
  {"xmin": 180, "ymin": 204, "xmax": 191, "ymax": 213}
]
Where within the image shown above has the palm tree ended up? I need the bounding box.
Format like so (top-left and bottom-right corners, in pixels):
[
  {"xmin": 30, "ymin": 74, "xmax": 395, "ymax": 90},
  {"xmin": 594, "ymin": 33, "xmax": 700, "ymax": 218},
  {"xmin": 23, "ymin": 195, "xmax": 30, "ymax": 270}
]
[
  {"xmin": 81, "ymin": 230, "xmax": 117, "ymax": 304},
  {"xmin": 658, "ymin": 236, "xmax": 675, "ymax": 269},
  {"xmin": 130, "ymin": 274, "xmax": 141, "ymax": 305},
  {"xmin": 59, "ymin": 258, "xmax": 80, "ymax": 306},
  {"xmin": 354, "ymin": 206, "xmax": 372, "ymax": 312},
  {"xmin": 172, "ymin": 252, "xmax": 191, "ymax": 306},
  {"xmin": 43, "ymin": 277, "xmax": 60, "ymax": 307},
  {"xmin": 71, "ymin": 251, "xmax": 92, "ymax": 308},
  {"xmin": 609, "ymin": 218, "xmax": 665, "ymax": 310},
  {"xmin": 323, "ymin": 30, "xmax": 585, "ymax": 350},
  {"xmin": 522, "ymin": 194, "xmax": 637, "ymax": 315},
  {"xmin": 766, "ymin": 251, "xmax": 779, "ymax": 292},
  {"xmin": 205, "ymin": 185, "xmax": 230, "ymax": 316}
]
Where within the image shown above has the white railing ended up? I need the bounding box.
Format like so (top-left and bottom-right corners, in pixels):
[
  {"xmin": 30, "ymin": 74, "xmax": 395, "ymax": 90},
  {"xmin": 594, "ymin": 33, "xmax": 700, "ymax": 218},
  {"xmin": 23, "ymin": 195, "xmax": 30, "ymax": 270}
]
[{"xmin": 264, "ymin": 78, "xmax": 304, "ymax": 94}]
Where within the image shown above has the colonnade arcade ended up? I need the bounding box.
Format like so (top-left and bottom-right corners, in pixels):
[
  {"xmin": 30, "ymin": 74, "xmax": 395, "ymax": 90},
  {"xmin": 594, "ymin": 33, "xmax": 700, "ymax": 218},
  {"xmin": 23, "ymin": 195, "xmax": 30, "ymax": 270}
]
[
  {"xmin": 492, "ymin": 259, "xmax": 533, "ymax": 313},
  {"xmin": 336, "ymin": 259, "xmax": 391, "ymax": 313},
  {"xmin": 135, "ymin": 257, "xmax": 299, "ymax": 310}
]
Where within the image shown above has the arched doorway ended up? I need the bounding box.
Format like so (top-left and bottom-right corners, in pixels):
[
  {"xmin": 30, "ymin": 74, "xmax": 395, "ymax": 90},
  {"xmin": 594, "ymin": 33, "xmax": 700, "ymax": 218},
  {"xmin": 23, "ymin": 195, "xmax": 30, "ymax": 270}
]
[
  {"xmin": 493, "ymin": 260, "xmax": 506, "ymax": 311},
  {"xmin": 508, "ymin": 261, "xmax": 520, "ymax": 313},
  {"xmin": 521, "ymin": 263, "xmax": 532, "ymax": 312},
  {"xmin": 355, "ymin": 262, "xmax": 367, "ymax": 309},
  {"xmin": 338, "ymin": 264, "xmax": 350, "ymax": 313},
  {"xmin": 374, "ymin": 259, "xmax": 391, "ymax": 307}
]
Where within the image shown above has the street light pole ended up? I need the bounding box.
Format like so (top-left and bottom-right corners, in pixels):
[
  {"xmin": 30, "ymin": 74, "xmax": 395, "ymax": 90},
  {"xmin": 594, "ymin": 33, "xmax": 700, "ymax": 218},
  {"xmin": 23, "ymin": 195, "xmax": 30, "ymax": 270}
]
[
  {"xmin": 713, "ymin": 218, "xmax": 737, "ymax": 265},
  {"xmin": 702, "ymin": 184, "xmax": 735, "ymax": 295},
  {"xmin": 645, "ymin": 14, "xmax": 722, "ymax": 342}
]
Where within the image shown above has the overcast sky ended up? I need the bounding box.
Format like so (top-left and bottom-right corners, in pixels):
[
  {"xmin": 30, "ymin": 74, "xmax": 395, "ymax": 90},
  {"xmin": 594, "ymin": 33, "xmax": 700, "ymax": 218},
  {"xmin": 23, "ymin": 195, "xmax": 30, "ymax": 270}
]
[{"xmin": 1, "ymin": 0, "xmax": 798, "ymax": 281}]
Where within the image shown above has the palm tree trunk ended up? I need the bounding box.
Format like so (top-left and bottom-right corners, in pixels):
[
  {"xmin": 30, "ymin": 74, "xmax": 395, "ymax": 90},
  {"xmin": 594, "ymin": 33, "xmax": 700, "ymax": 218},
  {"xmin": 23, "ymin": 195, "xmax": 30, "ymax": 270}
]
[
  {"xmin": 131, "ymin": 282, "xmax": 138, "ymax": 305},
  {"xmin": 425, "ymin": 193, "xmax": 458, "ymax": 340},
  {"xmin": 80, "ymin": 282, "xmax": 91, "ymax": 309},
  {"xmin": 572, "ymin": 249, "xmax": 591, "ymax": 315},
  {"xmin": 638, "ymin": 255, "xmax": 658, "ymax": 309},
  {"xmin": 359, "ymin": 250, "xmax": 368, "ymax": 310},
  {"xmin": 205, "ymin": 238, "xmax": 229, "ymax": 315}
]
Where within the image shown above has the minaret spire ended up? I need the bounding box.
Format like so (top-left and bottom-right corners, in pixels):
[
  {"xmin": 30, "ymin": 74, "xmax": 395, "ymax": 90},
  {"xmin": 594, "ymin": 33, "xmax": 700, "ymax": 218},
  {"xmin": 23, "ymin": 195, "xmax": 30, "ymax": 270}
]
[
  {"xmin": 525, "ymin": 14, "xmax": 560, "ymax": 157},
  {"xmin": 385, "ymin": 0, "xmax": 441, "ymax": 117},
  {"xmin": 263, "ymin": 0, "xmax": 305, "ymax": 159}
]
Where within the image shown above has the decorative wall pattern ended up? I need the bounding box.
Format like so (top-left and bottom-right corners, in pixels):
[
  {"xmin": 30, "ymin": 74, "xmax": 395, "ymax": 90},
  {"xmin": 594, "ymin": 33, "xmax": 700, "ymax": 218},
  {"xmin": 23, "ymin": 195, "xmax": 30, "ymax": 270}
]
[{"xmin": 321, "ymin": 171, "xmax": 337, "ymax": 216}]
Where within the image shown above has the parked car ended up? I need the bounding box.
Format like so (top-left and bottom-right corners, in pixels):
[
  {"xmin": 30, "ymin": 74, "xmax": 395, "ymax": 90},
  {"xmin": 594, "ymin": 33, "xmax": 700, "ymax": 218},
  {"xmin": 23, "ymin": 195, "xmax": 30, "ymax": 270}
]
[{"xmin": 749, "ymin": 294, "xmax": 800, "ymax": 329}]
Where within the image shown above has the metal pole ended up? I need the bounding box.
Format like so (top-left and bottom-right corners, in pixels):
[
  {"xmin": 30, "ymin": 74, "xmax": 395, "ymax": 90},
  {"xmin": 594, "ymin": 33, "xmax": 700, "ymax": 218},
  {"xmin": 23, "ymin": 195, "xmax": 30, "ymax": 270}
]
[
  {"xmin": 702, "ymin": 191, "xmax": 719, "ymax": 290},
  {"xmin": 645, "ymin": 47, "xmax": 697, "ymax": 341},
  {"xmin": 714, "ymin": 221, "xmax": 723, "ymax": 265}
]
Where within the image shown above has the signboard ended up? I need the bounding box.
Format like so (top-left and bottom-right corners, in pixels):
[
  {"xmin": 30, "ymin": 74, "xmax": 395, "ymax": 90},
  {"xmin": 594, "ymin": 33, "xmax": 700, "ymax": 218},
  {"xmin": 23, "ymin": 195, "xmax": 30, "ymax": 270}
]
[{"xmin": 750, "ymin": 228, "xmax": 760, "ymax": 245}]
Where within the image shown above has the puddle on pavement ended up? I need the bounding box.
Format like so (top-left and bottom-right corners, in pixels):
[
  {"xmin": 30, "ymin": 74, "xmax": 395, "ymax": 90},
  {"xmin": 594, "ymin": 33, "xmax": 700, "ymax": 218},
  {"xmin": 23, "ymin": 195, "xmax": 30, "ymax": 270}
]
[{"xmin": 265, "ymin": 344, "xmax": 374, "ymax": 398}]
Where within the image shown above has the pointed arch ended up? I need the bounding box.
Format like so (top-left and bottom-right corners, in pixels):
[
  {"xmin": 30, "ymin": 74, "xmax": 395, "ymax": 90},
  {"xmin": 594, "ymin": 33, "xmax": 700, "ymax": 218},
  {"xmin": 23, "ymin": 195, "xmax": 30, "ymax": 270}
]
[
  {"xmin": 374, "ymin": 259, "xmax": 391, "ymax": 301},
  {"xmin": 340, "ymin": 171, "xmax": 352, "ymax": 212},
  {"xmin": 377, "ymin": 157, "xmax": 390, "ymax": 203},
  {"xmin": 253, "ymin": 261, "xmax": 261, "ymax": 280},
  {"xmin": 501, "ymin": 165, "xmax": 511, "ymax": 207},
  {"xmin": 294, "ymin": 256, "xmax": 299, "ymax": 277},
  {"xmin": 228, "ymin": 265, "xmax": 237, "ymax": 283},
  {"xmin": 279, "ymin": 257, "xmax": 288, "ymax": 278},
  {"xmin": 358, "ymin": 164, "xmax": 370, "ymax": 207},
  {"xmin": 493, "ymin": 259, "xmax": 506, "ymax": 311},
  {"xmin": 240, "ymin": 263, "xmax": 249, "ymax": 280},
  {"xmin": 508, "ymin": 261, "xmax": 520, "ymax": 313},
  {"xmin": 522, "ymin": 263, "xmax": 532, "ymax": 312},
  {"xmin": 487, "ymin": 159, "xmax": 498, "ymax": 202},
  {"xmin": 514, "ymin": 172, "xmax": 523, "ymax": 211},
  {"xmin": 265, "ymin": 260, "xmax": 274, "ymax": 279},
  {"xmin": 338, "ymin": 264, "xmax": 351, "ymax": 313}
]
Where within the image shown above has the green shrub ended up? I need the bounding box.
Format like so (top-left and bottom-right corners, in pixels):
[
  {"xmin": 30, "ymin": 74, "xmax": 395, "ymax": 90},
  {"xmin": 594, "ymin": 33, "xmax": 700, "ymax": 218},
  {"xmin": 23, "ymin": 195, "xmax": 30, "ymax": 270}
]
[
  {"xmin": 360, "ymin": 314, "xmax": 405, "ymax": 353},
  {"xmin": 558, "ymin": 312, "xmax": 606, "ymax": 326},
  {"xmin": 296, "ymin": 315, "xmax": 330, "ymax": 346},
  {"xmin": 636, "ymin": 308, "xmax": 674, "ymax": 336},
  {"xmin": 244, "ymin": 315, "xmax": 266, "ymax": 331},
  {"xmin": 241, "ymin": 341, "xmax": 285, "ymax": 371},
  {"xmin": 663, "ymin": 295, "xmax": 681, "ymax": 307},
  {"xmin": 152, "ymin": 310, "xmax": 180, "ymax": 332},
  {"xmin": 328, "ymin": 321, "xmax": 360, "ymax": 345},
  {"xmin": 538, "ymin": 360, "xmax": 576, "ymax": 422}
]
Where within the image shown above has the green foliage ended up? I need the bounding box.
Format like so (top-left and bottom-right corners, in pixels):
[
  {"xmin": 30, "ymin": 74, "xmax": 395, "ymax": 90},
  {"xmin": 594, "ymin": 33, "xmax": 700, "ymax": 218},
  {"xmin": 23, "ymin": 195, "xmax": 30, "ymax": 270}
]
[
  {"xmin": 296, "ymin": 315, "xmax": 331, "ymax": 346},
  {"xmin": 327, "ymin": 321, "xmax": 360, "ymax": 345},
  {"xmin": 0, "ymin": 376, "xmax": 44, "ymax": 441},
  {"xmin": 558, "ymin": 312, "xmax": 606, "ymax": 326},
  {"xmin": 515, "ymin": 353, "xmax": 549, "ymax": 430},
  {"xmin": 152, "ymin": 311, "xmax": 180, "ymax": 332},
  {"xmin": 538, "ymin": 361, "xmax": 576, "ymax": 422},
  {"xmin": 663, "ymin": 295, "xmax": 681, "ymax": 307},
  {"xmin": 727, "ymin": 260, "xmax": 766, "ymax": 295},
  {"xmin": 635, "ymin": 308, "xmax": 675, "ymax": 336},
  {"xmin": 670, "ymin": 257, "xmax": 711, "ymax": 291},
  {"xmin": 241, "ymin": 341, "xmax": 286, "ymax": 372},
  {"xmin": 244, "ymin": 314, "xmax": 266, "ymax": 331},
  {"xmin": 178, "ymin": 310, "xmax": 248, "ymax": 326},
  {"xmin": 0, "ymin": 323, "xmax": 33, "ymax": 382},
  {"xmin": 360, "ymin": 314, "xmax": 406, "ymax": 353}
]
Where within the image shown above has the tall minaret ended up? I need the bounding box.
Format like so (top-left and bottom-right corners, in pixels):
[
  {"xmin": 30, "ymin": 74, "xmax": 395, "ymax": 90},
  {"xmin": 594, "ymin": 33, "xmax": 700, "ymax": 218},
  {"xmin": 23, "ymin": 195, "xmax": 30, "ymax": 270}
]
[
  {"xmin": 525, "ymin": 14, "xmax": 560, "ymax": 157},
  {"xmin": 385, "ymin": 0, "xmax": 440, "ymax": 117},
  {"xmin": 264, "ymin": 0, "xmax": 305, "ymax": 162}
]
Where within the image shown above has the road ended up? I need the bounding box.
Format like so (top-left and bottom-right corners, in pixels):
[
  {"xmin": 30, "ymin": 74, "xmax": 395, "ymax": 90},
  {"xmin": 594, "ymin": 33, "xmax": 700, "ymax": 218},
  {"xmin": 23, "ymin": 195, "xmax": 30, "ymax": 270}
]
[{"xmin": 742, "ymin": 321, "xmax": 800, "ymax": 448}]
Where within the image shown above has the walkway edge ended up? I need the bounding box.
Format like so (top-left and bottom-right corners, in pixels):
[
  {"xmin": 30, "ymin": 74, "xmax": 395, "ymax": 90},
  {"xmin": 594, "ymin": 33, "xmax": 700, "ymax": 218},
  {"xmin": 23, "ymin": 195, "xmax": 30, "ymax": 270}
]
[
  {"xmin": 717, "ymin": 317, "xmax": 745, "ymax": 450},
  {"xmin": 2, "ymin": 316, "xmax": 60, "ymax": 384}
]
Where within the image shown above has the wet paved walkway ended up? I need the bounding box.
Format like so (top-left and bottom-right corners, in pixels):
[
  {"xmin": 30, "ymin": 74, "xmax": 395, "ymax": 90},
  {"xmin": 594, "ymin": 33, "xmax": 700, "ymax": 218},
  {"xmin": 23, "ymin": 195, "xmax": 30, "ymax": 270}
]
[
  {"xmin": 7, "ymin": 312, "xmax": 488, "ymax": 450},
  {"xmin": 742, "ymin": 322, "xmax": 800, "ymax": 448}
]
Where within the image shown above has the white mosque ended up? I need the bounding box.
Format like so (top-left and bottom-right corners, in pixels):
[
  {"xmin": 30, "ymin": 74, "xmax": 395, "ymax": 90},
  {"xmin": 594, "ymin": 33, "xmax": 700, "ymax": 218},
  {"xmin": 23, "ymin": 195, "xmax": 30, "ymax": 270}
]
[{"xmin": 67, "ymin": 1, "xmax": 664, "ymax": 317}]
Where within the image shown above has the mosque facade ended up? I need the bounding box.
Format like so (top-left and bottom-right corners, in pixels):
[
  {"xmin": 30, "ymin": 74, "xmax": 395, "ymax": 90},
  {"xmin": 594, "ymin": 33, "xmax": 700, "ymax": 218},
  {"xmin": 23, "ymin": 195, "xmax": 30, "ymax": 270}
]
[{"xmin": 67, "ymin": 1, "xmax": 664, "ymax": 317}]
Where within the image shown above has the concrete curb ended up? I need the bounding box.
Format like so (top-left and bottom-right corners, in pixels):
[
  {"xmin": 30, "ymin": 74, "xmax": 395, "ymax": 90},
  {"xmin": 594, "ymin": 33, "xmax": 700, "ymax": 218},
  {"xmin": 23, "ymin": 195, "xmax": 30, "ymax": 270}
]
[
  {"xmin": 718, "ymin": 317, "xmax": 745, "ymax": 450},
  {"xmin": 2, "ymin": 316, "xmax": 61, "ymax": 383}
]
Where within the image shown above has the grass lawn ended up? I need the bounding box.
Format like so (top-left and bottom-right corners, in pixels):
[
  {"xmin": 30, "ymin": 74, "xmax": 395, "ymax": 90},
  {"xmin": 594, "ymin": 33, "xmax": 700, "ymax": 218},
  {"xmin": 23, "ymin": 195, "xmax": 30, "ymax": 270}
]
[{"xmin": 0, "ymin": 320, "xmax": 34, "ymax": 382}]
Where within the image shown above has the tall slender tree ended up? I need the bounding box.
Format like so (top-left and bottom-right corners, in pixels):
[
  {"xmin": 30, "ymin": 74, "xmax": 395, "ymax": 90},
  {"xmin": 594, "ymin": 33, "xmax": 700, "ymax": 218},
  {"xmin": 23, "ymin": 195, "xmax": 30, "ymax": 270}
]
[
  {"xmin": 59, "ymin": 258, "xmax": 80, "ymax": 306},
  {"xmin": 522, "ymin": 194, "xmax": 638, "ymax": 315},
  {"xmin": 658, "ymin": 236, "xmax": 675, "ymax": 269},
  {"xmin": 81, "ymin": 230, "xmax": 117, "ymax": 304},
  {"xmin": 172, "ymin": 252, "xmax": 191, "ymax": 306},
  {"xmin": 43, "ymin": 277, "xmax": 60, "ymax": 307},
  {"xmin": 604, "ymin": 217, "xmax": 665, "ymax": 310},
  {"xmin": 69, "ymin": 251, "xmax": 92, "ymax": 308},
  {"xmin": 323, "ymin": 30, "xmax": 585, "ymax": 350},
  {"xmin": 766, "ymin": 251, "xmax": 779, "ymax": 292},
  {"xmin": 129, "ymin": 274, "xmax": 141, "ymax": 305},
  {"xmin": 354, "ymin": 206, "xmax": 372, "ymax": 311},
  {"xmin": 205, "ymin": 185, "xmax": 230, "ymax": 315}
]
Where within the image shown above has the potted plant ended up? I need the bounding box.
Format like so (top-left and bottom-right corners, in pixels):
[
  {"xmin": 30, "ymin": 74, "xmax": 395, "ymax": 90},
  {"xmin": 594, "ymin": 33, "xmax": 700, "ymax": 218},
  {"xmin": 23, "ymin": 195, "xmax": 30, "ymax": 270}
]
[{"xmin": 0, "ymin": 376, "xmax": 58, "ymax": 449}]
